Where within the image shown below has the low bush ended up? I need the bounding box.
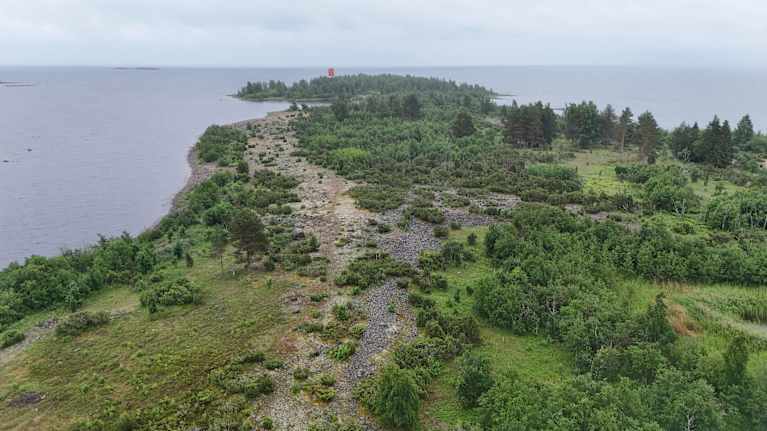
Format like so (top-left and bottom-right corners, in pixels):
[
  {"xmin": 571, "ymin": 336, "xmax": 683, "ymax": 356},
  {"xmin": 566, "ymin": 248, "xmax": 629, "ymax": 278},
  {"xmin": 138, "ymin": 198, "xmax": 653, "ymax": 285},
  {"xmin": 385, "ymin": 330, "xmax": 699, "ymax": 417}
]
[
  {"xmin": 350, "ymin": 323, "xmax": 368, "ymax": 339},
  {"xmin": 55, "ymin": 311, "xmax": 110, "ymax": 337},
  {"xmin": 335, "ymin": 252, "xmax": 414, "ymax": 290},
  {"xmin": 433, "ymin": 226, "xmax": 449, "ymax": 238},
  {"xmin": 0, "ymin": 330, "xmax": 25, "ymax": 348},
  {"xmin": 140, "ymin": 277, "xmax": 201, "ymax": 312},
  {"xmin": 364, "ymin": 364, "xmax": 420, "ymax": 430},
  {"xmin": 349, "ymin": 185, "xmax": 406, "ymax": 211},
  {"xmin": 235, "ymin": 350, "xmax": 266, "ymax": 364},
  {"xmin": 293, "ymin": 367, "xmax": 311, "ymax": 381},
  {"xmin": 327, "ymin": 341, "xmax": 357, "ymax": 361},
  {"xmin": 456, "ymin": 352, "xmax": 494, "ymax": 407},
  {"xmin": 263, "ymin": 359, "xmax": 284, "ymax": 370}
]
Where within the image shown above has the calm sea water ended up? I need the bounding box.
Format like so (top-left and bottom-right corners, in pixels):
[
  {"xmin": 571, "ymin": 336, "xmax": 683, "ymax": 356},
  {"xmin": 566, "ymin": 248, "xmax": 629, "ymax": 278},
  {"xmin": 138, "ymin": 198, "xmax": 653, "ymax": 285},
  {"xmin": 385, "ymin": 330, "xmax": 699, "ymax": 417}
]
[{"xmin": 1, "ymin": 66, "xmax": 765, "ymax": 267}]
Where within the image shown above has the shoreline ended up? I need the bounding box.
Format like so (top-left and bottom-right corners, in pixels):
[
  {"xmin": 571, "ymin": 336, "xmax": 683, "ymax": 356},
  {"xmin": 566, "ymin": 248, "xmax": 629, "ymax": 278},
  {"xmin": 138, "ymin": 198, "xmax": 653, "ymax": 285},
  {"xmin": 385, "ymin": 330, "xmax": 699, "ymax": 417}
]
[{"xmin": 153, "ymin": 110, "xmax": 286, "ymax": 230}]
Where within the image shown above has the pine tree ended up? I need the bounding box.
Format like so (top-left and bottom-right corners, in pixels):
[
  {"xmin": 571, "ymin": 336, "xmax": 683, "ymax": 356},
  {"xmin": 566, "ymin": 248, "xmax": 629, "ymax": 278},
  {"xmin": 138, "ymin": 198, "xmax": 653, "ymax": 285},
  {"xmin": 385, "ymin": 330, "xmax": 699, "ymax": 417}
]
[
  {"xmin": 701, "ymin": 116, "xmax": 734, "ymax": 167},
  {"xmin": 402, "ymin": 94, "xmax": 421, "ymax": 120},
  {"xmin": 450, "ymin": 112, "xmax": 476, "ymax": 138},
  {"xmin": 230, "ymin": 209, "xmax": 268, "ymax": 269},
  {"xmin": 637, "ymin": 111, "xmax": 659, "ymax": 164},
  {"xmin": 600, "ymin": 104, "xmax": 618, "ymax": 145},
  {"xmin": 734, "ymin": 114, "xmax": 755, "ymax": 149},
  {"xmin": 617, "ymin": 107, "xmax": 634, "ymax": 153}
]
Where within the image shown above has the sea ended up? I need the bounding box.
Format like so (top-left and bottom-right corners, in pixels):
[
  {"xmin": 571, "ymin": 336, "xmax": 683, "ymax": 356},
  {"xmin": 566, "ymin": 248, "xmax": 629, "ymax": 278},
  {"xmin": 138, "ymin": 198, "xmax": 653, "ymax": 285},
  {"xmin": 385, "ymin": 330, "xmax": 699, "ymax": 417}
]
[{"xmin": 1, "ymin": 66, "xmax": 765, "ymax": 268}]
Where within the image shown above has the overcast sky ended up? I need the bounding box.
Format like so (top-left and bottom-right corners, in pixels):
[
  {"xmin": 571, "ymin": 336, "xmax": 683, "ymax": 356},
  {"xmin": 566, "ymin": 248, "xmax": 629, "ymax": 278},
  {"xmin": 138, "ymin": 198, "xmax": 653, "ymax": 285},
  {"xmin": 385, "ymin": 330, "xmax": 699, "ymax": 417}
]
[{"xmin": 2, "ymin": 0, "xmax": 765, "ymax": 67}]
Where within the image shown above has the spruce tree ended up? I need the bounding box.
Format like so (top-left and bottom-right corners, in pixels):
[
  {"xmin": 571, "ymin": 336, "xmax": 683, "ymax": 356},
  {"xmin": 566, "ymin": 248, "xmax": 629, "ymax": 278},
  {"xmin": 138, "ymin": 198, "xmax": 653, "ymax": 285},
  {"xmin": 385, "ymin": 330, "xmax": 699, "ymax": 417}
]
[
  {"xmin": 618, "ymin": 107, "xmax": 634, "ymax": 152},
  {"xmin": 637, "ymin": 111, "xmax": 659, "ymax": 164},
  {"xmin": 600, "ymin": 104, "xmax": 618, "ymax": 145},
  {"xmin": 402, "ymin": 94, "xmax": 421, "ymax": 120},
  {"xmin": 450, "ymin": 112, "xmax": 476, "ymax": 138},
  {"xmin": 734, "ymin": 114, "xmax": 755, "ymax": 149}
]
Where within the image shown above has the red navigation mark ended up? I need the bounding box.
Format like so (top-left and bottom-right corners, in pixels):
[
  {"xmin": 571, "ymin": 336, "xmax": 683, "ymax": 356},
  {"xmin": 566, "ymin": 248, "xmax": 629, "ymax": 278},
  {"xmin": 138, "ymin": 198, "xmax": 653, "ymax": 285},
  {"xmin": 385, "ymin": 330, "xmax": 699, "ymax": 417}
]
[{"xmin": 327, "ymin": 67, "xmax": 335, "ymax": 78}]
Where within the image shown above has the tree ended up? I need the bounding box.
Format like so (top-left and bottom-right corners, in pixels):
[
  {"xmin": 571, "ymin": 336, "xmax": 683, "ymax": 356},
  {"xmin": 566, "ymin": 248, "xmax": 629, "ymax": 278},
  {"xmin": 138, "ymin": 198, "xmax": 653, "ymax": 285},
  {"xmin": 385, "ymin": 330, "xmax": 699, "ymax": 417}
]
[
  {"xmin": 209, "ymin": 228, "xmax": 229, "ymax": 273},
  {"xmin": 402, "ymin": 94, "xmax": 421, "ymax": 120},
  {"xmin": 670, "ymin": 122, "xmax": 700, "ymax": 162},
  {"xmin": 230, "ymin": 209, "xmax": 268, "ymax": 269},
  {"xmin": 617, "ymin": 107, "xmax": 634, "ymax": 152},
  {"xmin": 637, "ymin": 294, "xmax": 676, "ymax": 346},
  {"xmin": 502, "ymin": 101, "xmax": 555, "ymax": 148},
  {"xmin": 723, "ymin": 336, "xmax": 750, "ymax": 388},
  {"xmin": 564, "ymin": 101, "xmax": 601, "ymax": 148},
  {"xmin": 451, "ymin": 111, "xmax": 476, "ymax": 138},
  {"xmin": 734, "ymin": 114, "xmax": 755, "ymax": 149},
  {"xmin": 701, "ymin": 116, "xmax": 734, "ymax": 167},
  {"xmin": 637, "ymin": 111, "xmax": 659, "ymax": 164},
  {"xmin": 331, "ymin": 96, "xmax": 350, "ymax": 121},
  {"xmin": 372, "ymin": 364, "xmax": 420, "ymax": 429},
  {"xmin": 456, "ymin": 352, "xmax": 494, "ymax": 407},
  {"xmin": 600, "ymin": 104, "xmax": 618, "ymax": 145}
]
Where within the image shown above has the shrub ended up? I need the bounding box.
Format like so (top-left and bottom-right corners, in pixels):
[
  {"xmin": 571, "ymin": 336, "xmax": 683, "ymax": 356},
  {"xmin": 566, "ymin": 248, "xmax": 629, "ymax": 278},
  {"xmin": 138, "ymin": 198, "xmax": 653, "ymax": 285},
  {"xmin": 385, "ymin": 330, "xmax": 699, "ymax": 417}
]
[
  {"xmin": 239, "ymin": 374, "xmax": 275, "ymax": 398},
  {"xmin": 327, "ymin": 341, "xmax": 357, "ymax": 361},
  {"xmin": 432, "ymin": 274, "xmax": 448, "ymax": 290},
  {"xmin": 0, "ymin": 330, "xmax": 25, "ymax": 349},
  {"xmin": 406, "ymin": 206, "xmax": 445, "ymax": 224},
  {"xmin": 293, "ymin": 367, "xmax": 311, "ymax": 381},
  {"xmin": 261, "ymin": 417, "xmax": 274, "ymax": 430},
  {"xmin": 350, "ymin": 323, "xmax": 368, "ymax": 339},
  {"xmin": 263, "ymin": 359, "xmax": 284, "ymax": 370},
  {"xmin": 467, "ymin": 232, "xmax": 478, "ymax": 246},
  {"xmin": 140, "ymin": 277, "xmax": 201, "ymax": 311},
  {"xmin": 433, "ymin": 226, "xmax": 449, "ymax": 238},
  {"xmin": 236, "ymin": 350, "xmax": 266, "ymax": 364},
  {"xmin": 55, "ymin": 311, "xmax": 110, "ymax": 337},
  {"xmin": 333, "ymin": 303, "xmax": 351, "ymax": 321},
  {"xmin": 349, "ymin": 185, "xmax": 406, "ymax": 211},
  {"xmin": 377, "ymin": 223, "xmax": 392, "ymax": 234},
  {"xmin": 441, "ymin": 241, "xmax": 474, "ymax": 267},
  {"xmin": 456, "ymin": 352, "xmax": 494, "ymax": 407},
  {"xmin": 369, "ymin": 365, "xmax": 421, "ymax": 430},
  {"xmin": 335, "ymin": 252, "xmax": 413, "ymax": 290}
]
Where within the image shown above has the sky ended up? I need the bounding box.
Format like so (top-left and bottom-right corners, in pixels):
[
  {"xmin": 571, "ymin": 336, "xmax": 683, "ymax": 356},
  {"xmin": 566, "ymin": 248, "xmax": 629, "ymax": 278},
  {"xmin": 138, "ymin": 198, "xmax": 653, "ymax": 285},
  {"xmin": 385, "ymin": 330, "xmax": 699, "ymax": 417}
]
[{"xmin": 1, "ymin": 0, "xmax": 766, "ymax": 67}]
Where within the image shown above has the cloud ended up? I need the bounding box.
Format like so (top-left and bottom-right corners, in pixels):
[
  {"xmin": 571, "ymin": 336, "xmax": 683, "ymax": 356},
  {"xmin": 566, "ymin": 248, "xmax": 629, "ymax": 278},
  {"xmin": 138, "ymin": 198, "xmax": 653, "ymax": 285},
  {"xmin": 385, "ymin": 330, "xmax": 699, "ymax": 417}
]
[{"xmin": 1, "ymin": 0, "xmax": 765, "ymax": 66}]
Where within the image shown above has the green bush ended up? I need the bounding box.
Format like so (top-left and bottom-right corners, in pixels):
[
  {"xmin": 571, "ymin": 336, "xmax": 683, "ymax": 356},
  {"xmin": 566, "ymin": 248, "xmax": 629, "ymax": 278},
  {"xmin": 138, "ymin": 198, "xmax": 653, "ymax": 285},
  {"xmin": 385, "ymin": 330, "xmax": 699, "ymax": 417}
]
[
  {"xmin": 333, "ymin": 303, "xmax": 351, "ymax": 321},
  {"xmin": 235, "ymin": 350, "xmax": 266, "ymax": 364},
  {"xmin": 263, "ymin": 359, "xmax": 284, "ymax": 370},
  {"xmin": 350, "ymin": 323, "xmax": 368, "ymax": 339},
  {"xmin": 140, "ymin": 277, "xmax": 201, "ymax": 312},
  {"xmin": 0, "ymin": 330, "xmax": 25, "ymax": 348},
  {"xmin": 335, "ymin": 252, "xmax": 413, "ymax": 290},
  {"xmin": 55, "ymin": 311, "xmax": 110, "ymax": 337},
  {"xmin": 293, "ymin": 367, "xmax": 311, "ymax": 381},
  {"xmin": 456, "ymin": 352, "xmax": 494, "ymax": 407},
  {"xmin": 327, "ymin": 342, "xmax": 357, "ymax": 361},
  {"xmin": 369, "ymin": 365, "xmax": 421, "ymax": 430},
  {"xmin": 433, "ymin": 226, "xmax": 449, "ymax": 238}
]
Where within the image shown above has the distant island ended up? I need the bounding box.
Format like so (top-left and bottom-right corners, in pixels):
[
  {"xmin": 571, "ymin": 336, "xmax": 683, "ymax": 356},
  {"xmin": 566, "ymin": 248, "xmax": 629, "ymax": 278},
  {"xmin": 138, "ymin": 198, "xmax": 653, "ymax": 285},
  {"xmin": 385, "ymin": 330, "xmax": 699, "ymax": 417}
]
[
  {"xmin": 0, "ymin": 80, "xmax": 36, "ymax": 87},
  {"xmin": 112, "ymin": 67, "xmax": 160, "ymax": 71}
]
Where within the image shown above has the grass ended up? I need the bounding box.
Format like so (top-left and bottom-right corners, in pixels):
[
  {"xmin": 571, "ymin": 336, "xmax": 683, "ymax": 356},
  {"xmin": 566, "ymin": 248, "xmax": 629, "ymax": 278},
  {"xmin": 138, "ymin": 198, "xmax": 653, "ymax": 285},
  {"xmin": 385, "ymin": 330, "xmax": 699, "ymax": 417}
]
[
  {"xmin": 563, "ymin": 147, "xmax": 746, "ymax": 204},
  {"xmin": 565, "ymin": 148, "xmax": 637, "ymax": 195},
  {"xmin": 0, "ymin": 251, "xmax": 302, "ymax": 430}
]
